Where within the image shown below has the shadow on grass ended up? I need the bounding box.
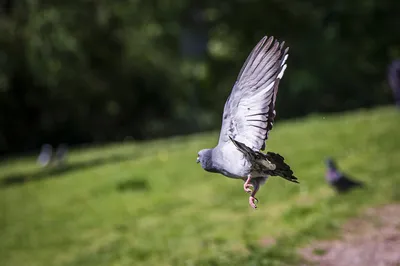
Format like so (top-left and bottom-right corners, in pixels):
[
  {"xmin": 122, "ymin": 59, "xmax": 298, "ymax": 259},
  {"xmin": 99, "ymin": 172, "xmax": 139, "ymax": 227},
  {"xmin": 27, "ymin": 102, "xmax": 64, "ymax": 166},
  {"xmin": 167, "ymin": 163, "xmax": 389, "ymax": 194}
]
[
  {"xmin": 0, "ymin": 153, "xmax": 140, "ymax": 188},
  {"xmin": 116, "ymin": 178, "xmax": 150, "ymax": 192}
]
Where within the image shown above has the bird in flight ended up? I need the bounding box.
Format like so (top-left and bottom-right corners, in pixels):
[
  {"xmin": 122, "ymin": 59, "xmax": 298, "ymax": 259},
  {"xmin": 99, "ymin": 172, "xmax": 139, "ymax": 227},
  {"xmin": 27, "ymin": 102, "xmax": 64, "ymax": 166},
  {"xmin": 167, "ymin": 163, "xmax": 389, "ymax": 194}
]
[{"xmin": 196, "ymin": 36, "xmax": 298, "ymax": 209}]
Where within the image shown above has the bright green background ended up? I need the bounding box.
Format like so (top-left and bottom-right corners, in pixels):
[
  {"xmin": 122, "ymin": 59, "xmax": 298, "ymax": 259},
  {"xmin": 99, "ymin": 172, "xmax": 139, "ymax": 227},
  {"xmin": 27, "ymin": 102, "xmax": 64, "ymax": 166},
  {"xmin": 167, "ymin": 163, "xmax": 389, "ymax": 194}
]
[{"xmin": 1, "ymin": 107, "xmax": 399, "ymax": 265}]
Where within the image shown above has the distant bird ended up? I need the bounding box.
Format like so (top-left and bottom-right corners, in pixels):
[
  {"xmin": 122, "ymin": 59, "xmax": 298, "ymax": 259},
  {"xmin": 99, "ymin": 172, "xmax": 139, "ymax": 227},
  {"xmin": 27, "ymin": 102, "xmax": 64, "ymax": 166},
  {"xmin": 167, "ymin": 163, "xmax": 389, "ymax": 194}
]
[
  {"xmin": 388, "ymin": 59, "xmax": 400, "ymax": 107},
  {"xmin": 325, "ymin": 158, "xmax": 364, "ymax": 193},
  {"xmin": 196, "ymin": 36, "xmax": 298, "ymax": 209},
  {"xmin": 54, "ymin": 144, "xmax": 68, "ymax": 165},
  {"xmin": 37, "ymin": 144, "xmax": 53, "ymax": 167}
]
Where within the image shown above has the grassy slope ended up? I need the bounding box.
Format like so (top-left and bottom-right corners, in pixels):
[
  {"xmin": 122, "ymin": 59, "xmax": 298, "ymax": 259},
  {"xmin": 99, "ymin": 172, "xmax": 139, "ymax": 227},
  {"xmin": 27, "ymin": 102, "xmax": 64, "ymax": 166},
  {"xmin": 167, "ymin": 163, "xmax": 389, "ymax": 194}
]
[{"xmin": 0, "ymin": 107, "xmax": 399, "ymax": 266}]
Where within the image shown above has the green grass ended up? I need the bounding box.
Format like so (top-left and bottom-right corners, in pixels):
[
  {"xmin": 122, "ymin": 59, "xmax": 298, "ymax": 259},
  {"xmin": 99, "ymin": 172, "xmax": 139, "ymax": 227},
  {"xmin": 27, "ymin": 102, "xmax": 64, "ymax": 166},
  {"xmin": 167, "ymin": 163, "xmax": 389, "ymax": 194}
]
[{"xmin": 1, "ymin": 106, "xmax": 400, "ymax": 266}]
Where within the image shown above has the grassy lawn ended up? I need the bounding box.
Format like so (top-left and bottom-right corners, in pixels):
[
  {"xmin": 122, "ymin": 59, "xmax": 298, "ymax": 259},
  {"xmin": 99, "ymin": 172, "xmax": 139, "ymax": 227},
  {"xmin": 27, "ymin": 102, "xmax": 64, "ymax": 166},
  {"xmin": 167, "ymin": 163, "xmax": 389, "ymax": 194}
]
[{"xmin": 1, "ymin": 106, "xmax": 399, "ymax": 266}]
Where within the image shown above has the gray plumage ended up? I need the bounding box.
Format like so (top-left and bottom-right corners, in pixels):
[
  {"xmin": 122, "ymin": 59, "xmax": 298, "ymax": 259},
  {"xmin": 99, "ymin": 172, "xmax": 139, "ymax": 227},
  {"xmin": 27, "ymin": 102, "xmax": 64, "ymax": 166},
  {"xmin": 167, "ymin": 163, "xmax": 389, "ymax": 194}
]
[
  {"xmin": 197, "ymin": 36, "xmax": 298, "ymax": 208},
  {"xmin": 37, "ymin": 144, "xmax": 53, "ymax": 167},
  {"xmin": 54, "ymin": 144, "xmax": 68, "ymax": 165}
]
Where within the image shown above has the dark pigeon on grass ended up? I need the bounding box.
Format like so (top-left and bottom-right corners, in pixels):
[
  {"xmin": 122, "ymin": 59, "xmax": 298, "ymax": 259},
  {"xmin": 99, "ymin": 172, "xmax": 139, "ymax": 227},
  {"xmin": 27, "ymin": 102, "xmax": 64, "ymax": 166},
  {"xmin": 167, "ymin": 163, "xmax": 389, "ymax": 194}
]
[
  {"xmin": 325, "ymin": 157, "xmax": 364, "ymax": 193},
  {"xmin": 388, "ymin": 59, "xmax": 400, "ymax": 108},
  {"xmin": 196, "ymin": 36, "xmax": 298, "ymax": 209}
]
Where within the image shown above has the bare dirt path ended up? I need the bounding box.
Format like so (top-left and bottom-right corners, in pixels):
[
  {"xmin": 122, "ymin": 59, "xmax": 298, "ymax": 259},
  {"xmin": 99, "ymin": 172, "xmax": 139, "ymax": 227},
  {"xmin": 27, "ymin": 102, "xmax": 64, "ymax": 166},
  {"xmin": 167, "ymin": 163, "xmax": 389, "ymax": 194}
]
[{"xmin": 299, "ymin": 204, "xmax": 400, "ymax": 266}]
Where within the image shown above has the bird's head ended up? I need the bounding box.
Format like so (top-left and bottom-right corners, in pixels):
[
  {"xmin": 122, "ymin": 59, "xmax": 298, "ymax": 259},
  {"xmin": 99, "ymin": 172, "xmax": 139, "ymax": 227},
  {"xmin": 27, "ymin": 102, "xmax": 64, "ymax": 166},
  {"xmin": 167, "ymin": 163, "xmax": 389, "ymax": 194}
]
[
  {"xmin": 325, "ymin": 157, "xmax": 337, "ymax": 170},
  {"xmin": 196, "ymin": 149, "xmax": 213, "ymax": 170}
]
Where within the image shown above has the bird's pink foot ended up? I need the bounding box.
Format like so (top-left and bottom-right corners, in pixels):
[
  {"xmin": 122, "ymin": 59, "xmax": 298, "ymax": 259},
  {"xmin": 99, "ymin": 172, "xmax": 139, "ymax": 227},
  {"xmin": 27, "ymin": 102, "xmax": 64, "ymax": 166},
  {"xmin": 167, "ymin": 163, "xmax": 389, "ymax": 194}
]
[
  {"xmin": 249, "ymin": 196, "xmax": 258, "ymax": 209},
  {"xmin": 243, "ymin": 174, "xmax": 253, "ymax": 194}
]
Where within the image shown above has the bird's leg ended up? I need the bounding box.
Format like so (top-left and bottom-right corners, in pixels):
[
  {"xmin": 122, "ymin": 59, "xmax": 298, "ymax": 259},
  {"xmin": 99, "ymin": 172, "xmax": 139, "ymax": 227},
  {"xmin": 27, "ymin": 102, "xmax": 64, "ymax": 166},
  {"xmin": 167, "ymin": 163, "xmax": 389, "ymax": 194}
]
[
  {"xmin": 249, "ymin": 181, "xmax": 260, "ymax": 209},
  {"xmin": 243, "ymin": 174, "xmax": 253, "ymax": 194}
]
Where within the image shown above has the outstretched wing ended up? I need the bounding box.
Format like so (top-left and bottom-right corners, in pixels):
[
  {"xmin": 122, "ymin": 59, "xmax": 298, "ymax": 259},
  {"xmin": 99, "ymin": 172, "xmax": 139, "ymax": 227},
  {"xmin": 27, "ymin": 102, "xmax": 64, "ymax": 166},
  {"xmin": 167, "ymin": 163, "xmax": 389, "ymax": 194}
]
[{"xmin": 218, "ymin": 36, "xmax": 289, "ymax": 151}]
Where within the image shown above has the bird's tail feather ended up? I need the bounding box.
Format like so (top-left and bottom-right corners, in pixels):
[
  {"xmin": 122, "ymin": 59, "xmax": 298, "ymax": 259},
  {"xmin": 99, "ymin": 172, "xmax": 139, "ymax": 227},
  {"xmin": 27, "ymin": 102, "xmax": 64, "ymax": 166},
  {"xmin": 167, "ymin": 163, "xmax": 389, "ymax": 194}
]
[
  {"xmin": 265, "ymin": 151, "xmax": 299, "ymax": 183},
  {"xmin": 229, "ymin": 137, "xmax": 298, "ymax": 183}
]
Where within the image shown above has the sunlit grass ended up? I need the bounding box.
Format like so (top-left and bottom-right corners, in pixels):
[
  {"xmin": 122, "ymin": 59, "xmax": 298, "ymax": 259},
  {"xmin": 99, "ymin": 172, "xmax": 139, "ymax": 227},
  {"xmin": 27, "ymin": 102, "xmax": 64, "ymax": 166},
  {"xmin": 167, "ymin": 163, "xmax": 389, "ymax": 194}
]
[{"xmin": 1, "ymin": 106, "xmax": 399, "ymax": 265}]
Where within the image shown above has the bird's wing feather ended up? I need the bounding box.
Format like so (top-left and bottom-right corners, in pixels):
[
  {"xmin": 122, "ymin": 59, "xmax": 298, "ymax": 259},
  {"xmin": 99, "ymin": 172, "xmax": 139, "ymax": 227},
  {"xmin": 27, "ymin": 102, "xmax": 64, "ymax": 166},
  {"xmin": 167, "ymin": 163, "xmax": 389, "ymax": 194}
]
[{"xmin": 218, "ymin": 36, "xmax": 289, "ymax": 151}]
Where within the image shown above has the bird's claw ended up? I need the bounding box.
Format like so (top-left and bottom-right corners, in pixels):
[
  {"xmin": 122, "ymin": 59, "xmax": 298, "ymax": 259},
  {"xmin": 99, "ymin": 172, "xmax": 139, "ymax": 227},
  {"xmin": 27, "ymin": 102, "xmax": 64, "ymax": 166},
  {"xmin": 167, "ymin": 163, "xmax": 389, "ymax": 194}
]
[
  {"xmin": 249, "ymin": 196, "xmax": 258, "ymax": 209},
  {"xmin": 243, "ymin": 183, "xmax": 253, "ymax": 194}
]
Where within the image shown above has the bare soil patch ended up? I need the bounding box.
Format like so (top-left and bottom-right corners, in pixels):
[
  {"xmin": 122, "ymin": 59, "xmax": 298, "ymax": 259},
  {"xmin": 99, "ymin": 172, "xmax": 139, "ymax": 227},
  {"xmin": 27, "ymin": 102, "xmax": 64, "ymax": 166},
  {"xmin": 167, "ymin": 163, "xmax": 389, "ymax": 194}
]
[{"xmin": 299, "ymin": 204, "xmax": 400, "ymax": 266}]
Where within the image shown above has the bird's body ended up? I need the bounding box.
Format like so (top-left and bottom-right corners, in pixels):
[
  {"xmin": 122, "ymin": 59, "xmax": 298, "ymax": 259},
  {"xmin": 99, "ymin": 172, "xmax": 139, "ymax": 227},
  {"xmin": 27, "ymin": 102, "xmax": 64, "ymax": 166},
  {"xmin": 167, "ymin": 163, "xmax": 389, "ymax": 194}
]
[
  {"xmin": 206, "ymin": 144, "xmax": 251, "ymax": 178},
  {"xmin": 197, "ymin": 36, "xmax": 298, "ymax": 208},
  {"xmin": 37, "ymin": 144, "xmax": 53, "ymax": 167},
  {"xmin": 388, "ymin": 59, "xmax": 400, "ymax": 107},
  {"xmin": 54, "ymin": 144, "xmax": 68, "ymax": 165},
  {"xmin": 325, "ymin": 158, "xmax": 363, "ymax": 193}
]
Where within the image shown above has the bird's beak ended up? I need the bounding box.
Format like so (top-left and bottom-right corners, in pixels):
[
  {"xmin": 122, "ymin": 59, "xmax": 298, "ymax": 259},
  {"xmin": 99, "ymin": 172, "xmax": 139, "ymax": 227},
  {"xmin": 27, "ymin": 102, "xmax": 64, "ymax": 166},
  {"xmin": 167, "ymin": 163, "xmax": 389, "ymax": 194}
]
[{"xmin": 196, "ymin": 157, "xmax": 200, "ymax": 163}]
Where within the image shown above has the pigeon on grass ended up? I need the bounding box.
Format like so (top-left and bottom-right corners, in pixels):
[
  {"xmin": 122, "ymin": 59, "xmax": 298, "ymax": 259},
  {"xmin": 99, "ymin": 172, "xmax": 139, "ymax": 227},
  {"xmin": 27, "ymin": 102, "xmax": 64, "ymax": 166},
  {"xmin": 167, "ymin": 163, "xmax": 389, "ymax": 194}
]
[
  {"xmin": 325, "ymin": 158, "xmax": 364, "ymax": 193},
  {"xmin": 196, "ymin": 36, "xmax": 298, "ymax": 209},
  {"xmin": 388, "ymin": 59, "xmax": 400, "ymax": 107}
]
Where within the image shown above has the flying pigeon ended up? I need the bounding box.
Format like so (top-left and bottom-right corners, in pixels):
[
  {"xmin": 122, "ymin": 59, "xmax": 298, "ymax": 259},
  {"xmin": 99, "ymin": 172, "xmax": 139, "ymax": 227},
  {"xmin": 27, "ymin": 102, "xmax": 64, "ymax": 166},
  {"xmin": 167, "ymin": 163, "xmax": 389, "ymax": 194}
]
[
  {"xmin": 325, "ymin": 157, "xmax": 364, "ymax": 193},
  {"xmin": 196, "ymin": 36, "xmax": 298, "ymax": 209}
]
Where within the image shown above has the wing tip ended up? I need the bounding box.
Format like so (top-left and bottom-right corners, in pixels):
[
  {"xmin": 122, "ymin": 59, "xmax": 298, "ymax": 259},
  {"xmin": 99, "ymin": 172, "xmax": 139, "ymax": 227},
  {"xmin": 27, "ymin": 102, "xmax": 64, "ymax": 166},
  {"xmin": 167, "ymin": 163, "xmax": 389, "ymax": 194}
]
[{"xmin": 237, "ymin": 35, "xmax": 289, "ymax": 82}]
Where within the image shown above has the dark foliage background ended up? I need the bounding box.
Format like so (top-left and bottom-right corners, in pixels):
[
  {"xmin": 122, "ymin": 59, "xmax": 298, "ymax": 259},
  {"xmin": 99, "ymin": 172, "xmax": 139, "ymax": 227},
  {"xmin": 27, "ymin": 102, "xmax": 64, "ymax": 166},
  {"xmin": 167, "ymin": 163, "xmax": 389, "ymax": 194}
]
[{"xmin": 0, "ymin": 0, "xmax": 399, "ymax": 154}]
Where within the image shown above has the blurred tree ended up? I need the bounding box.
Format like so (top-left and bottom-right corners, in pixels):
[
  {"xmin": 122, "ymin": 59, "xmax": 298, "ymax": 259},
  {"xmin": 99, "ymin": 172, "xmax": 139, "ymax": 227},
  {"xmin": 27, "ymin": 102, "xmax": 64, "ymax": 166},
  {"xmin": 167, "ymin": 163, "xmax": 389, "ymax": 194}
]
[{"xmin": 0, "ymin": 0, "xmax": 399, "ymax": 154}]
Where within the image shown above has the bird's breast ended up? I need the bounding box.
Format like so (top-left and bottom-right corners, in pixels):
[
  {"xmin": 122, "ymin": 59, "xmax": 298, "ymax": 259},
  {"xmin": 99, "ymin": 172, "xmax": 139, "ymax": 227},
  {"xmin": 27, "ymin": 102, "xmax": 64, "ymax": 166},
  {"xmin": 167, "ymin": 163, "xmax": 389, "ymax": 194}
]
[{"xmin": 219, "ymin": 152, "xmax": 252, "ymax": 178}]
